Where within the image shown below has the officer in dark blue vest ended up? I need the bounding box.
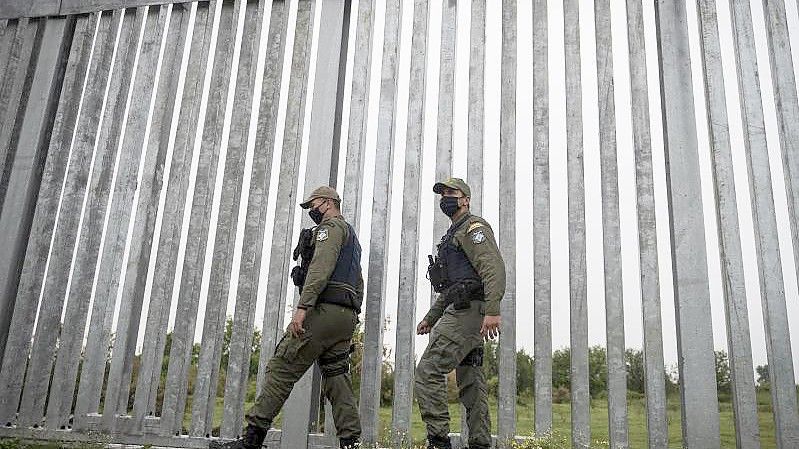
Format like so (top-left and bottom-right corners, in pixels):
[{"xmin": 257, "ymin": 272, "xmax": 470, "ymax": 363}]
[
  {"xmin": 416, "ymin": 178, "xmax": 506, "ymax": 449},
  {"xmin": 212, "ymin": 186, "xmax": 363, "ymax": 449}
]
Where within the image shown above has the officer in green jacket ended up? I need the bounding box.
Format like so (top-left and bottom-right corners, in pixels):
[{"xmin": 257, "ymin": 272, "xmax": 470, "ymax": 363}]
[
  {"xmin": 212, "ymin": 186, "xmax": 363, "ymax": 449},
  {"xmin": 416, "ymin": 178, "xmax": 505, "ymax": 449}
]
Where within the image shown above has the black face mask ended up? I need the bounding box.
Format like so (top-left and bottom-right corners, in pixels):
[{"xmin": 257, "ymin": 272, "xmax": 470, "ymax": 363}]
[
  {"xmin": 309, "ymin": 204, "xmax": 325, "ymax": 224},
  {"xmin": 439, "ymin": 196, "xmax": 461, "ymax": 217}
]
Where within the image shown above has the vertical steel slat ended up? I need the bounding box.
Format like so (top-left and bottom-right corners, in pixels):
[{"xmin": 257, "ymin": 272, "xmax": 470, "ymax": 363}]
[
  {"xmin": 431, "ymin": 0, "xmax": 456, "ymax": 292},
  {"xmin": 728, "ymin": 1, "xmax": 799, "ymax": 446},
  {"xmin": 392, "ymin": 1, "xmax": 429, "ymax": 444},
  {"xmin": 460, "ymin": 0, "xmax": 486, "ymax": 435},
  {"xmin": 695, "ymin": 0, "xmax": 761, "ymax": 447},
  {"xmin": 341, "ymin": 0, "xmax": 375, "ymax": 230},
  {"xmin": 0, "ymin": 19, "xmax": 17, "ymax": 88},
  {"xmin": 761, "ymin": 0, "xmax": 799, "ymax": 326},
  {"xmin": 594, "ymin": 0, "xmax": 628, "ymax": 446},
  {"xmin": 497, "ymin": 0, "xmax": 517, "ymax": 445},
  {"xmin": 358, "ymin": 0, "xmax": 402, "ymax": 443},
  {"xmin": 563, "ymin": 0, "xmax": 589, "ymax": 446},
  {"xmin": 0, "ymin": 17, "xmax": 39, "ymax": 213},
  {"xmin": 0, "ymin": 14, "xmax": 72, "ymax": 427},
  {"xmin": 466, "ymin": 0, "xmax": 485, "ymax": 215},
  {"xmin": 532, "ymin": 0, "xmax": 551, "ymax": 436},
  {"xmin": 654, "ymin": 1, "xmax": 722, "ymax": 446},
  {"xmin": 625, "ymin": 0, "xmax": 669, "ymax": 447}
]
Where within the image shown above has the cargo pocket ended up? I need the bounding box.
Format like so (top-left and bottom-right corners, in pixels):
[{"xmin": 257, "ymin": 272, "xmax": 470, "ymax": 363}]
[
  {"xmin": 276, "ymin": 333, "xmax": 315, "ymax": 364},
  {"xmin": 273, "ymin": 333, "xmax": 290, "ymax": 358}
]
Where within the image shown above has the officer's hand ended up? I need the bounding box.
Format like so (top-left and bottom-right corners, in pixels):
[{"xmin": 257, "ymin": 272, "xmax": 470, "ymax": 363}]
[
  {"xmin": 416, "ymin": 319, "xmax": 432, "ymax": 335},
  {"xmin": 289, "ymin": 308, "xmax": 307, "ymax": 338},
  {"xmin": 480, "ymin": 315, "xmax": 501, "ymax": 340}
]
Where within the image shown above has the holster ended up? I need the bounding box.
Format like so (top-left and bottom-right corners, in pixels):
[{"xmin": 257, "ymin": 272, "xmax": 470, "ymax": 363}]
[
  {"xmin": 427, "ymin": 255, "xmax": 447, "ymax": 293},
  {"xmin": 443, "ymin": 280, "xmax": 484, "ymax": 310}
]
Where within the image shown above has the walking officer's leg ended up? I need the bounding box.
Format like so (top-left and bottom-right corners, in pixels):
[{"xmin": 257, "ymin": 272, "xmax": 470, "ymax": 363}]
[
  {"xmin": 211, "ymin": 330, "xmax": 322, "ymax": 449},
  {"xmin": 415, "ymin": 330, "xmax": 467, "ymax": 449},
  {"xmin": 245, "ymin": 331, "xmax": 321, "ymax": 429},
  {"xmin": 456, "ymin": 346, "xmax": 491, "ymax": 449},
  {"xmin": 319, "ymin": 340, "xmax": 360, "ymax": 448}
]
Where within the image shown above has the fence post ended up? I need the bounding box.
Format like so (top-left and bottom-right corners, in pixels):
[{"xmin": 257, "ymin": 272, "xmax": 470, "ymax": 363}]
[
  {"xmin": 654, "ymin": 1, "xmax": 721, "ymax": 446},
  {"xmin": 497, "ymin": 1, "xmax": 517, "ymax": 445},
  {"xmin": 0, "ymin": 14, "xmax": 73, "ymax": 424}
]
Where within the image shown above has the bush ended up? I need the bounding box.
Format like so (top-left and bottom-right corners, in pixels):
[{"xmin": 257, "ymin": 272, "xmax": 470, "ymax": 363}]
[
  {"xmin": 552, "ymin": 386, "xmax": 570, "ymax": 404},
  {"xmin": 0, "ymin": 439, "xmax": 20, "ymax": 449}
]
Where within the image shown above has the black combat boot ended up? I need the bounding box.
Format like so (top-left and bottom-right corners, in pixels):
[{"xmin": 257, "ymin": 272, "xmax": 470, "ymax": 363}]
[
  {"xmin": 209, "ymin": 424, "xmax": 267, "ymax": 449},
  {"xmin": 427, "ymin": 434, "xmax": 452, "ymax": 449},
  {"xmin": 339, "ymin": 436, "xmax": 360, "ymax": 448}
]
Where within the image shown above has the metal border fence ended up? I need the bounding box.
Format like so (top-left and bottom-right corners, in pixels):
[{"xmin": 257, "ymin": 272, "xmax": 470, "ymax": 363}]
[{"xmin": 0, "ymin": 0, "xmax": 797, "ymax": 448}]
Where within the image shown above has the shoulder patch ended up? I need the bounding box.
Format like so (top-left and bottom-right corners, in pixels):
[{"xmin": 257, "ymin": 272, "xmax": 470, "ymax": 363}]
[
  {"xmin": 316, "ymin": 228, "xmax": 329, "ymax": 242},
  {"xmin": 471, "ymin": 230, "xmax": 486, "ymax": 244},
  {"xmin": 467, "ymin": 222, "xmax": 484, "ymax": 233}
]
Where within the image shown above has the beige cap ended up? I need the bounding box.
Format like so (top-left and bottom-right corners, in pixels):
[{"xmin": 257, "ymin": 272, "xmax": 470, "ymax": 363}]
[
  {"xmin": 433, "ymin": 177, "xmax": 471, "ymax": 197},
  {"xmin": 300, "ymin": 185, "xmax": 341, "ymax": 209}
]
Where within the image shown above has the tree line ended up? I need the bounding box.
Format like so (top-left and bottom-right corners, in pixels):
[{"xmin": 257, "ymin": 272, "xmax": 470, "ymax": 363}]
[{"xmin": 92, "ymin": 320, "xmax": 781, "ymax": 416}]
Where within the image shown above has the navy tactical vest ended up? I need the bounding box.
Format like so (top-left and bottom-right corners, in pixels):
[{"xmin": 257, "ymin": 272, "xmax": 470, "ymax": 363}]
[
  {"xmin": 319, "ymin": 221, "xmax": 363, "ymax": 312},
  {"xmin": 437, "ymin": 215, "xmax": 480, "ymax": 287},
  {"xmin": 329, "ymin": 222, "xmax": 362, "ymax": 288}
]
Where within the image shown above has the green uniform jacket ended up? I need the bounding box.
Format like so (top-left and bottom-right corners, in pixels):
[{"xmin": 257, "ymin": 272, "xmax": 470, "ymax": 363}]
[
  {"xmin": 297, "ymin": 215, "xmax": 364, "ymax": 310},
  {"xmin": 425, "ymin": 213, "xmax": 506, "ymax": 324}
]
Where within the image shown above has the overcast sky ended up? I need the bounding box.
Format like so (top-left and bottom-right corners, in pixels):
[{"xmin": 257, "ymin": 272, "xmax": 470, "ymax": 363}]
[{"xmin": 120, "ymin": 0, "xmax": 799, "ymax": 381}]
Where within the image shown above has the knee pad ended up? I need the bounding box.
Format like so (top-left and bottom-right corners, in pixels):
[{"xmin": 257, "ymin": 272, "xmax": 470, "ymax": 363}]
[
  {"xmin": 320, "ymin": 363, "xmax": 349, "ymax": 378},
  {"xmin": 459, "ymin": 347, "xmax": 484, "ymax": 367},
  {"xmin": 319, "ymin": 346, "xmax": 353, "ymax": 378}
]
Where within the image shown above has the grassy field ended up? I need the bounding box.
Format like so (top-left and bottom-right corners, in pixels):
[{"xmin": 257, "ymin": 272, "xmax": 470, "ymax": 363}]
[
  {"xmin": 196, "ymin": 390, "xmax": 777, "ymax": 448},
  {"xmin": 0, "ymin": 392, "xmax": 778, "ymax": 448},
  {"xmin": 372, "ymin": 392, "xmax": 778, "ymax": 448}
]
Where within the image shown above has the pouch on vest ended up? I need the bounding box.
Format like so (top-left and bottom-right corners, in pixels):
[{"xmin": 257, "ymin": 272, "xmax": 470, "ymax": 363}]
[
  {"xmin": 291, "ymin": 227, "xmax": 315, "ymax": 291},
  {"xmin": 427, "ymin": 255, "xmax": 447, "ymax": 293}
]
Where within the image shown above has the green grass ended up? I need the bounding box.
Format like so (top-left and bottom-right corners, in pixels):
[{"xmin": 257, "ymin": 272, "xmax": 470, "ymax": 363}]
[
  {"xmin": 186, "ymin": 390, "xmax": 778, "ymax": 448},
  {"xmin": 0, "ymin": 439, "xmax": 104, "ymax": 449},
  {"xmin": 374, "ymin": 390, "xmax": 778, "ymax": 448},
  {"xmin": 3, "ymin": 391, "xmax": 778, "ymax": 449}
]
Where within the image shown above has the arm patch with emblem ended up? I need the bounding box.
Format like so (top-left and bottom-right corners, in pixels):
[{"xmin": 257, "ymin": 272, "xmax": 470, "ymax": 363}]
[
  {"xmin": 471, "ymin": 230, "xmax": 486, "ymax": 244},
  {"xmin": 317, "ymin": 228, "xmax": 329, "ymax": 242}
]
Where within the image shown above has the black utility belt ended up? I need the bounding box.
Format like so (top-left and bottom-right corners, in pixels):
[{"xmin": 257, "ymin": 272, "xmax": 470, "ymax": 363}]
[
  {"xmin": 319, "ymin": 287, "xmax": 361, "ymax": 313},
  {"xmin": 446, "ymin": 295, "xmax": 485, "ymax": 302}
]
